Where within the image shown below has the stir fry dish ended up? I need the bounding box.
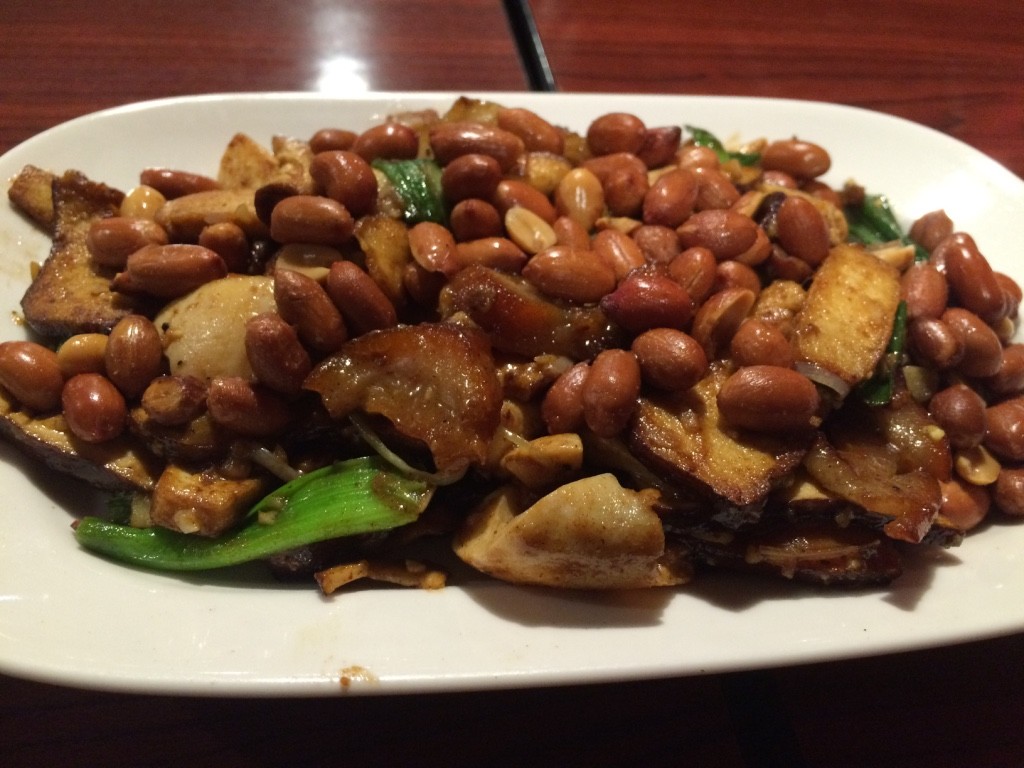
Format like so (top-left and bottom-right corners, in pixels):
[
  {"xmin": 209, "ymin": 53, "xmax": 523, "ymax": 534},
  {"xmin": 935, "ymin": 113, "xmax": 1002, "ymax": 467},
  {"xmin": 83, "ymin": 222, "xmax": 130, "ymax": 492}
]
[{"xmin": 3, "ymin": 96, "xmax": 1023, "ymax": 595}]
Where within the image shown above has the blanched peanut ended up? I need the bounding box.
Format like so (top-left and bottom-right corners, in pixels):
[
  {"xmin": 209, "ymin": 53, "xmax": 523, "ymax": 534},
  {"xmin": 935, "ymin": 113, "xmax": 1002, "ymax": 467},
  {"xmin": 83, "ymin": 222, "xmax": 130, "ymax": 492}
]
[
  {"xmin": 139, "ymin": 168, "xmax": 219, "ymax": 199},
  {"xmin": 954, "ymin": 444, "xmax": 1001, "ymax": 486},
  {"xmin": 494, "ymin": 179, "xmax": 557, "ymax": 223},
  {"xmin": 542, "ymin": 361, "xmax": 590, "ymax": 434},
  {"xmin": 909, "ymin": 209, "xmax": 954, "ymax": 253},
  {"xmin": 631, "ymin": 328, "xmax": 707, "ymax": 391},
  {"xmin": 908, "ymin": 317, "xmax": 964, "ymax": 370},
  {"xmin": 729, "ymin": 318, "xmax": 794, "ymax": 368},
  {"xmin": 114, "ymin": 244, "xmax": 227, "ymax": 298},
  {"xmin": 274, "ymin": 268, "xmax": 348, "ymax": 354},
  {"xmin": 86, "ymin": 216, "xmax": 168, "ymax": 268},
  {"xmin": 325, "ymin": 260, "xmax": 399, "ymax": 335},
  {"xmin": 198, "ymin": 221, "xmax": 250, "ymax": 273},
  {"xmin": 352, "ymin": 122, "xmax": 419, "ymax": 162},
  {"xmin": 901, "ymin": 261, "xmax": 949, "ymax": 320},
  {"xmin": 713, "ymin": 260, "xmax": 761, "ymax": 295},
  {"xmin": 676, "ymin": 209, "xmax": 759, "ymax": 260},
  {"xmin": 775, "ymin": 195, "xmax": 829, "ymax": 266},
  {"xmin": 582, "ymin": 349, "xmax": 641, "ymax": 437},
  {"xmin": 119, "ymin": 185, "xmax": 166, "ymax": 220},
  {"xmin": 522, "ymin": 245, "xmax": 616, "ymax": 304},
  {"xmin": 309, "ymin": 128, "xmax": 358, "ymax": 154},
  {"xmin": 61, "ymin": 373, "xmax": 127, "ymax": 442},
  {"xmin": 310, "ymin": 150, "xmax": 378, "ymax": 218},
  {"xmin": 985, "ymin": 397, "xmax": 1024, "ymax": 461},
  {"xmin": 141, "ymin": 375, "xmax": 207, "ymax": 426},
  {"xmin": 553, "ymin": 167, "xmax": 605, "ymax": 231},
  {"xmin": 642, "ymin": 169, "xmax": 697, "ymax": 228},
  {"xmin": 448, "ymin": 199, "xmax": 503, "ymax": 241},
  {"xmin": 270, "ymin": 195, "xmax": 354, "ymax": 245},
  {"xmin": 497, "ymin": 106, "xmax": 564, "ymax": 154},
  {"xmin": 993, "ymin": 468, "xmax": 1024, "ymax": 516},
  {"xmin": 942, "ymin": 307, "xmax": 1003, "ymax": 378},
  {"xmin": 934, "ymin": 232, "xmax": 1006, "ymax": 324},
  {"xmin": 760, "ymin": 139, "xmax": 831, "ymax": 179},
  {"xmin": 441, "ymin": 154, "xmax": 502, "ymax": 204},
  {"xmin": 206, "ymin": 376, "xmax": 292, "ymax": 437},
  {"xmin": 104, "ymin": 314, "xmax": 164, "ymax": 399},
  {"xmin": 692, "ymin": 167, "xmax": 740, "ymax": 211},
  {"xmin": 586, "ymin": 112, "xmax": 645, "ymax": 156},
  {"xmin": 668, "ymin": 247, "xmax": 717, "ymax": 305},
  {"xmin": 0, "ymin": 341, "xmax": 64, "ymax": 412},
  {"xmin": 636, "ymin": 125, "xmax": 682, "ymax": 169},
  {"xmin": 428, "ymin": 121, "xmax": 525, "ymax": 172},
  {"xmin": 244, "ymin": 312, "xmax": 312, "ymax": 395},
  {"xmin": 938, "ymin": 477, "xmax": 990, "ymax": 531},
  {"xmin": 691, "ymin": 288, "xmax": 757, "ymax": 360},
  {"xmin": 592, "ymin": 228, "xmax": 645, "ymax": 281},
  {"xmin": 600, "ymin": 265, "xmax": 694, "ymax": 333},
  {"xmin": 986, "ymin": 343, "xmax": 1024, "ymax": 396},
  {"xmin": 716, "ymin": 365, "xmax": 820, "ymax": 433},
  {"xmin": 57, "ymin": 334, "xmax": 108, "ymax": 378},
  {"xmin": 408, "ymin": 221, "xmax": 460, "ymax": 276},
  {"xmin": 929, "ymin": 383, "xmax": 987, "ymax": 449},
  {"xmin": 631, "ymin": 225, "xmax": 682, "ymax": 264},
  {"xmin": 504, "ymin": 206, "xmax": 557, "ymax": 254}
]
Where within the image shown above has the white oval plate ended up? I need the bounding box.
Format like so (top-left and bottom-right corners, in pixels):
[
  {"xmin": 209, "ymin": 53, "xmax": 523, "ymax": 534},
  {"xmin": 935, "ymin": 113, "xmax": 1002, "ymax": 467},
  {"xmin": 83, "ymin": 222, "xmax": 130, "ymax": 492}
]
[{"xmin": 1, "ymin": 93, "xmax": 1023, "ymax": 696}]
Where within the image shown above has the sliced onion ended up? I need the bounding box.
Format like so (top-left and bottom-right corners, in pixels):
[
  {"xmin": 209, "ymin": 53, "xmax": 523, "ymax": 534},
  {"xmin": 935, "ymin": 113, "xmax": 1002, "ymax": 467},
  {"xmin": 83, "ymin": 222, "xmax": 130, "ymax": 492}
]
[
  {"xmin": 794, "ymin": 361, "xmax": 851, "ymax": 400},
  {"xmin": 349, "ymin": 413, "xmax": 468, "ymax": 486}
]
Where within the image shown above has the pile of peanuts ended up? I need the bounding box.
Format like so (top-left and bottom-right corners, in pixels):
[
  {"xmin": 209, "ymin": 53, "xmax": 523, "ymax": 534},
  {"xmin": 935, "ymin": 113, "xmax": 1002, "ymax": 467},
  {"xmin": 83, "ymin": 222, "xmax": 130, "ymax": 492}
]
[{"xmin": 2, "ymin": 98, "xmax": 1024, "ymax": 540}]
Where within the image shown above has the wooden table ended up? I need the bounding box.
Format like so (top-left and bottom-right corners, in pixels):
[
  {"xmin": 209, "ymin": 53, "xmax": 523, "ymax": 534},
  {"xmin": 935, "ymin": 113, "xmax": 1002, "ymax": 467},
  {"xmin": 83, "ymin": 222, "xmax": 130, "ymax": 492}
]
[{"xmin": 2, "ymin": 1, "xmax": 1023, "ymax": 765}]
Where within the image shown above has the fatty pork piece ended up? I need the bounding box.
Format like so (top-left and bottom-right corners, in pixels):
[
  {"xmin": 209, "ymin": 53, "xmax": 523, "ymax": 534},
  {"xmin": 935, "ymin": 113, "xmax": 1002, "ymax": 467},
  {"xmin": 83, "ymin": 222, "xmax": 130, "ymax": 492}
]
[
  {"xmin": 305, "ymin": 322, "xmax": 503, "ymax": 474},
  {"xmin": 454, "ymin": 473, "xmax": 691, "ymax": 589}
]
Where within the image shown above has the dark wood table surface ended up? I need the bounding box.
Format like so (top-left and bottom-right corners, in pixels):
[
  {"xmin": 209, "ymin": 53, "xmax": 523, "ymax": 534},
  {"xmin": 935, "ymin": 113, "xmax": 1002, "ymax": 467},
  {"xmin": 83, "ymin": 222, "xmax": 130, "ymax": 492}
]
[{"xmin": 2, "ymin": 1, "xmax": 1023, "ymax": 765}]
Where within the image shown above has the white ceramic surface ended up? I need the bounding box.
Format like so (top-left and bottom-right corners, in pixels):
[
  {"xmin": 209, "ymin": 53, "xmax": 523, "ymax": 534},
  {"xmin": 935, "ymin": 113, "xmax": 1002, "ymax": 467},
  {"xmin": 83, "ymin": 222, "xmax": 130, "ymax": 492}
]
[{"xmin": 1, "ymin": 93, "xmax": 1022, "ymax": 696}]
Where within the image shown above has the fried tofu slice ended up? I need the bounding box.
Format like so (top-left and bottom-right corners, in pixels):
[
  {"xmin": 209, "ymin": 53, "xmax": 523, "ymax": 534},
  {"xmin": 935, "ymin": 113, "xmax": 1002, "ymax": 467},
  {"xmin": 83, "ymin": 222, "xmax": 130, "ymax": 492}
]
[
  {"xmin": 792, "ymin": 244, "xmax": 901, "ymax": 387},
  {"xmin": 149, "ymin": 463, "xmax": 269, "ymax": 537},
  {"xmin": 20, "ymin": 170, "xmax": 148, "ymax": 337},
  {"xmin": 7, "ymin": 164, "xmax": 57, "ymax": 231}
]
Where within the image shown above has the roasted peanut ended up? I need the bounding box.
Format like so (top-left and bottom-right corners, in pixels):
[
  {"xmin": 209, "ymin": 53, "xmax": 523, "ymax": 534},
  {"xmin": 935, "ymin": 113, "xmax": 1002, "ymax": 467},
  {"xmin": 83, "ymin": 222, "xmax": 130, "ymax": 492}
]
[
  {"xmin": 642, "ymin": 169, "xmax": 697, "ymax": 228},
  {"xmin": 454, "ymin": 237, "xmax": 529, "ymax": 273},
  {"xmin": 636, "ymin": 125, "xmax": 682, "ymax": 169},
  {"xmin": 141, "ymin": 375, "xmax": 207, "ymax": 426},
  {"xmin": 61, "ymin": 373, "xmax": 127, "ymax": 442},
  {"xmin": 995, "ymin": 272, "xmax": 1022, "ymax": 319},
  {"xmin": 631, "ymin": 328, "xmax": 708, "ymax": 391},
  {"xmin": 941, "ymin": 307, "xmax": 1004, "ymax": 378},
  {"xmin": 325, "ymin": 260, "xmax": 399, "ymax": 336},
  {"xmin": 504, "ymin": 206, "xmax": 557, "ymax": 255},
  {"xmin": 119, "ymin": 184, "xmax": 167, "ymax": 220},
  {"xmin": 244, "ymin": 312, "xmax": 313, "ymax": 395},
  {"xmin": 729, "ymin": 318, "xmax": 794, "ymax": 368},
  {"xmin": 114, "ymin": 244, "xmax": 227, "ymax": 298},
  {"xmin": 273, "ymin": 243, "xmax": 345, "ymax": 282},
  {"xmin": 104, "ymin": 314, "xmax": 164, "ymax": 399},
  {"xmin": 938, "ymin": 477, "xmax": 990, "ymax": 531},
  {"xmin": 668, "ymin": 247, "xmax": 717, "ymax": 305},
  {"xmin": 541, "ymin": 361, "xmax": 590, "ymax": 434},
  {"xmin": 441, "ymin": 153, "xmax": 503, "ymax": 204},
  {"xmin": 716, "ymin": 365, "xmax": 820, "ymax": 433},
  {"xmin": 0, "ymin": 341, "xmax": 64, "ymax": 412},
  {"xmin": 901, "ymin": 261, "xmax": 949, "ymax": 320},
  {"xmin": 934, "ymin": 232, "xmax": 1007, "ymax": 324},
  {"xmin": 909, "ymin": 209, "xmax": 955, "ymax": 253},
  {"xmin": 592, "ymin": 228, "xmax": 645, "ymax": 281},
  {"xmin": 86, "ymin": 216, "xmax": 168, "ymax": 268},
  {"xmin": 309, "ymin": 128, "xmax": 358, "ymax": 154},
  {"xmin": 585, "ymin": 153, "xmax": 648, "ymax": 216},
  {"xmin": 408, "ymin": 220, "xmax": 460, "ymax": 276},
  {"xmin": 198, "ymin": 221, "xmax": 250, "ymax": 273},
  {"xmin": 57, "ymin": 334, "xmax": 108, "ymax": 378},
  {"xmin": 993, "ymin": 467, "xmax": 1024, "ymax": 516},
  {"xmin": 986, "ymin": 343, "xmax": 1024, "ymax": 396},
  {"xmin": 690, "ymin": 288, "xmax": 757, "ymax": 360},
  {"xmin": 675, "ymin": 144, "xmax": 720, "ymax": 171},
  {"xmin": 270, "ymin": 195, "xmax": 355, "ymax": 245},
  {"xmin": 273, "ymin": 268, "xmax": 348, "ymax": 354},
  {"xmin": 448, "ymin": 198, "xmax": 504, "ymax": 241},
  {"xmin": 692, "ymin": 167, "xmax": 740, "ymax": 211},
  {"xmin": 586, "ymin": 112, "xmax": 646, "ymax": 156},
  {"xmin": 310, "ymin": 150, "xmax": 378, "ymax": 218},
  {"xmin": 496, "ymin": 107, "xmax": 564, "ymax": 154},
  {"xmin": 765, "ymin": 245, "xmax": 814, "ymax": 284},
  {"xmin": 760, "ymin": 139, "xmax": 831, "ymax": 179},
  {"xmin": 954, "ymin": 444, "xmax": 1001, "ymax": 486},
  {"xmin": 775, "ymin": 195, "xmax": 829, "ymax": 266},
  {"xmin": 600, "ymin": 265, "xmax": 694, "ymax": 333},
  {"xmin": 630, "ymin": 224, "xmax": 682, "ymax": 264},
  {"xmin": 908, "ymin": 317, "xmax": 964, "ymax": 370},
  {"xmin": 352, "ymin": 122, "xmax": 419, "ymax": 162},
  {"xmin": 713, "ymin": 260, "xmax": 761, "ymax": 295},
  {"xmin": 428, "ymin": 121, "xmax": 525, "ymax": 172},
  {"xmin": 582, "ymin": 349, "xmax": 641, "ymax": 437},
  {"xmin": 552, "ymin": 215, "xmax": 592, "ymax": 250},
  {"xmin": 494, "ymin": 179, "xmax": 557, "ymax": 223},
  {"xmin": 139, "ymin": 168, "xmax": 219, "ymax": 199},
  {"xmin": 929, "ymin": 383, "xmax": 987, "ymax": 449},
  {"xmin": 677, "ymin": 209, "xmax": 759, "ymax": 261},
  {"xmin": 985, "ymin": 397, "xmax": 1024, "ymax": 462},
  {"xmin": 553, "ymin": 167, "xmax": 605, "ymax": 231},
  {"xmin": 522, "ymin": 245, "xmax": 617, "ymax": 304},
  {"xmin": 206, "ymin": 376, "xmax": 292, "ymax": 437}
]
